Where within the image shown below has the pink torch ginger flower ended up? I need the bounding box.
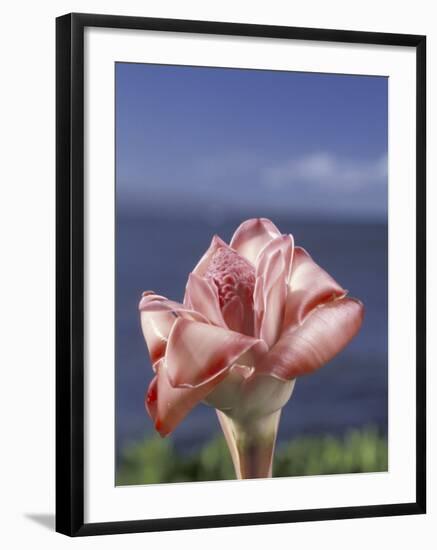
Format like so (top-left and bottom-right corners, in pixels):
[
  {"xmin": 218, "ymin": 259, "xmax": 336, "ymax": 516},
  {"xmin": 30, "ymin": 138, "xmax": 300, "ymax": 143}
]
[{"xmin": 139, "ymin": 218, "xmax": 364, "ymax": 479}]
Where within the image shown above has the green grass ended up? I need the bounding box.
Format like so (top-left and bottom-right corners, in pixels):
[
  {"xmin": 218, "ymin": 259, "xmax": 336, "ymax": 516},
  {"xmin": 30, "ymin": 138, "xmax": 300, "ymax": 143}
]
[{"xmin": 116, "ymin": 426, "xmax": 387, "ymax": 485}]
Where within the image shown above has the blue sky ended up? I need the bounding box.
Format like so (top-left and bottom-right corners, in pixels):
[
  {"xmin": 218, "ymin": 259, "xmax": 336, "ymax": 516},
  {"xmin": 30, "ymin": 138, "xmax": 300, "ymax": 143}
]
[{"xmin": 116, "ymin": 63, "xmax": 387, "ymax": 221}]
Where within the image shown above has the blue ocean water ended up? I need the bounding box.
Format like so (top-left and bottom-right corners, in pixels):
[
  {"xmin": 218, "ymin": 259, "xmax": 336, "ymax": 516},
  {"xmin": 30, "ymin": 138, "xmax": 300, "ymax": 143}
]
[{"xmin": 115, "ymin": 212, "xmax": 388, "ymax": 457}]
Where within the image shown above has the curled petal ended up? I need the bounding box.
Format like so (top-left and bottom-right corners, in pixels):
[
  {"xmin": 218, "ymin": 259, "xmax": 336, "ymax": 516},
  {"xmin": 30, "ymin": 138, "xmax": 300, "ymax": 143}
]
[
  {"xmin": 253, "ymin": 275, "xmax": 265, "ymax": 339},
  {"xmin": 222, "ymin": 295, "xmax": 245, "ymax": 333},
  {"xmin": 140, "ymin": 293, "xmax": 208, "ymax": 365},
  {"xmin": 145, "ymin": 374, "xmax": 158, "ymax": 424},
  {"xmin": 284, "ymin": 247, "xmax": 346, "ymax": 329},
  {"xmin": 230, "ymin": 218, "xmax": 281, "ymax": 265},
  {"xmin": 253, "ymin": 246, "xmax": 289, "ymax": 347},
  {"xmin": 189, "ymin": 234, "xmax": 231, "ymax": 279},
  {"xmin": 256, "ymin": 234, "xmax": 294, "ymax": 284},
  {"xmin": 140, "ymin": 294, "xmax": 208, "ymax": 321},
  {"xmin": 166, "ymin": 318, "xmax": 267, "ymax": 388},
  {"xmin": 145, "ymin": 360, "xmax": 229, "ymax": 437},
  {"xmin": 138, "ymin": 292, "xmax": 170, "ymax": 310},
  {"xmin": 257, "ymin": 297, "xmax": 364, "ymax": 380},
  {"xmin": 259, "ymin": 250, "xmax": 287, "ymax": 348},
  {"xmin": 140, "ymin": 310, "xmax": 176, "ymax": 365},
  {"xmin": 184, "ymin": 273, "xmax": 226, "ymax": 328}
]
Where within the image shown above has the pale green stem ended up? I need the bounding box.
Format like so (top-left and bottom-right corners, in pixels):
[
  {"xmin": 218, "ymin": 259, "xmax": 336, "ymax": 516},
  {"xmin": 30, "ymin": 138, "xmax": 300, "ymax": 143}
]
[{"xmin": 216, "ymin": 409, "xmax": 281, "ymax": 479}]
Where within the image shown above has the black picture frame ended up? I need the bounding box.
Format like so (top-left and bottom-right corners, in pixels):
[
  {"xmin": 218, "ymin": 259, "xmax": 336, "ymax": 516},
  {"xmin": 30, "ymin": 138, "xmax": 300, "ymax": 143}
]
[{"xmin": 56, "ymin": 12, "xmax": 426, "ymax": 537}]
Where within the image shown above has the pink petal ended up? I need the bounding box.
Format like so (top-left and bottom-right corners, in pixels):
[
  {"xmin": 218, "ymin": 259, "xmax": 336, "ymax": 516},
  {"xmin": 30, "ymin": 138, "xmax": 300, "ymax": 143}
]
[
  {"xmin": 284, "ymin": 247, "xmax": 346, "ymax": 329},
  {"xmin": 256, "ymin": 234, "xmax": 294, "ymax": 283},
  {"xmin": 253, "ymin": 276, "xmax": 264, "ymax": 339},
  {"xmin": 145, "ymin": 374, "xmax": 158, "ymax": 423},
  {"xmin": 138, "ymin": 291, "xmax": 168, "ymax": 306},
  {"xmin": 259, "ymin": 251, "xmax": 288, "ymax": 348},
  {"xmin": 166, "ymin": 318, "xmax": 267, "ymax": 388},
  {"xmin": 184, "ymin": 273, "xmax": 226, "ymax": 328},
  {"xmin": 254, "ymin": 246, "xmax": 289, "ymax": 347},
  {"xmin": 139, "ymin": 293, "xmax": 208, "ymax": 365},
  {"xmin": 230, "ymin": 218, "xmax": 281, "ymax": 265},
  {"xmin": 257, "ymin": 297, "xmax": 364, "ymax": 380},
  {"xmin": 140, "ymin": 311, "xmax": 174, "ymax": 365},
  {"xmin": 222, "ymin": 294, "xmax": 245, "ymax": 333},
  {"xmin": 189, "ymin": 235, "xmax": 231, "ymax": 279},
  {"xmin": 140, "ymin": 294, "xmax": 208, "ymax": 321},
  {"xmin": 145, "ymin": 359, "xmax": 229, "ymax": 437}
]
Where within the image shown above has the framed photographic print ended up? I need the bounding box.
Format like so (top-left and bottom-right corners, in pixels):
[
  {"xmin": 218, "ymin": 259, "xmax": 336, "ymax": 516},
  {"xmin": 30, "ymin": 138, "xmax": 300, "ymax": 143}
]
[{"xmin": 56, "ymin": 12, "xmax": 426, "ymax": 536}]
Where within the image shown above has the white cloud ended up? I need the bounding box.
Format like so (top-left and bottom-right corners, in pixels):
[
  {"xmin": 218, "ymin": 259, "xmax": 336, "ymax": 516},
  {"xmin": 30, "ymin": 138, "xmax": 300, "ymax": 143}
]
[
  {"xmin": 118, "ymin": 149, "xmax": 388, "ymax": 220},
  {"xmin": 263, "ymin": 152, "xmax": 387, "ymax": 191}
]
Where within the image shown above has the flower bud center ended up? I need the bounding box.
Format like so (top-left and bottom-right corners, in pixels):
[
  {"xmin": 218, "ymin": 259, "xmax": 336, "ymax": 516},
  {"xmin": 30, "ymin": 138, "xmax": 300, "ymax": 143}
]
[{"xmin": 205, "ymin": 246, "xmax": 255, "ymax": 310}]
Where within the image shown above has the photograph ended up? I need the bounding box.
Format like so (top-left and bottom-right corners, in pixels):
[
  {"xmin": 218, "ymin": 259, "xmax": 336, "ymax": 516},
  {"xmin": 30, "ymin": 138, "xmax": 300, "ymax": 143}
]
[{"xmin": 114, "ymin": 62, "xmax": 389, "ymax": 485}]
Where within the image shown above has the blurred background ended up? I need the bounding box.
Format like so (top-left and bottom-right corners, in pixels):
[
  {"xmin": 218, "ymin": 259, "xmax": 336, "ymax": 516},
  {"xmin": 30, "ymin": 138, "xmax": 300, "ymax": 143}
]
[{"xmin": 115, "ymin": 63, "xmax": 388, "ymax": 484}]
